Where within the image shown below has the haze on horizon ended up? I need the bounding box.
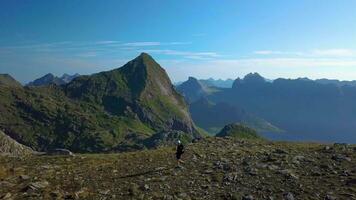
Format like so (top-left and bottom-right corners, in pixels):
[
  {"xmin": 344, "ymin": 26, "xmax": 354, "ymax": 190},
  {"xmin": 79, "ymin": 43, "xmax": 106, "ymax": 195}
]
[{"xmin": 1, "ymin": 0, "xmax": 356, "ymax": 84}]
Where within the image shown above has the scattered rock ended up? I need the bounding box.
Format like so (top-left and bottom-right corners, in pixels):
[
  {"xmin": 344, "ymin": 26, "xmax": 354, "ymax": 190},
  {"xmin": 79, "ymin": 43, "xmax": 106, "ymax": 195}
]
[
  {"xmin": 274, "ymin": 149, "xmax": 288, "ymax": 154},
  {"xmin": 325, "ymin": 194, "xmax": 336, "ymax": 200},
  {"xmin": 278, "ymin": 169, "xmax": 298, "ymax": 180},
  {"xmin": 332, "ymin": 154, "xmax": 351, "ymax": 162},
  {"xmin": 1, "ymin": 193, "xmax": 12, "ymax": 200},
  {"xmin": 23, "ymin": 180, "xmax": 49, "ymax": 192},
  {"xmin": 47, "ymin": 148, "xmax": 74, "ymax": 156},
  {"xmin": 19, "ymin": 174, "xmax": 30, "ymax": 180},
  {"xmin": 283, "ymin": 192, "xmax": 295, "ymax": 200},
  {"xmin": 142, "ymin": 184, "xmax": 150, "ymax": 191}
]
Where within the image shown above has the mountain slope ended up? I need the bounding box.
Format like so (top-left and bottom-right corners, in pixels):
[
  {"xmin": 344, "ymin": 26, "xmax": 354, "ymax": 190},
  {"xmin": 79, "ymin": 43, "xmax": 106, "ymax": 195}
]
[
  {"xmin": 209, "ymin": 73, "xmax": 356, "ymax": 142},
  {"xmin": 0, "ymin": 53, "xmax": 201, "ymax": 152},
  {"xmin": 0, "ymin": 74, "xmax": 22, "ymax": 87},
  {"xmin": 65, "ymin": 53, "xmax": 197, "ymax": 135},
  {"xmin": 189, "ymin": 98, "xmax": 281, "ymax": 134},
  {"xmin": 27, "ymin": 73, "xmax": 80, "ymax": 86},
  {"xmin": 27, "ymin": 73, "xmax": 65, "ymax": 86},
  {"xmin": 0, "ymin": 130, "xmax": 34, "ymax": 156},
  {"xmin": 215, "ymin": 123, "xmax": 262, "ymax": 139},
  {"xmin": 176, "ymin": 77, "xmax": 220, "ymax": 103}
]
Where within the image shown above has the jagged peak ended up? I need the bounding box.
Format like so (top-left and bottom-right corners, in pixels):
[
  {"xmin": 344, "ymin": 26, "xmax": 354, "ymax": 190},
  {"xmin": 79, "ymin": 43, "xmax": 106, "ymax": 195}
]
[
  {"xmin": 243, "ymin": 72, "xmax": 265, "ymax": 82},
  {"xmin": 188, "ymin": 76, "xmax": 199, "ymax": 82},
  {"xmin": 43, "ymin": 73, "xmax": 55, "ymax": 78}
]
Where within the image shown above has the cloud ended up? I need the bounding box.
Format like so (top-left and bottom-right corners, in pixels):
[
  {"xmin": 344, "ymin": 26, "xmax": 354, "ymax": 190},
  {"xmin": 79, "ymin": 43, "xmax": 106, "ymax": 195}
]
[
  {"xmin": 122, "ymin": 42, "xmax": 191, "ymax": 47},
  {"xmin": 95, "ymin": 40, "xmax": 121, "ymax": 45},
  {"xmin": 122, "ymin": 42, "xmax": 162, "ymax": 47},
  {"xmin": 139, "ymin": 49, "xmax": 220, "ymax": 59},
  {"xmin": 254, "ymin": 49, "xmax": 356, "ymax": 58},
  {"xmin": 311, "ymin": 49, "xmax": 356, "ymax": 57}
]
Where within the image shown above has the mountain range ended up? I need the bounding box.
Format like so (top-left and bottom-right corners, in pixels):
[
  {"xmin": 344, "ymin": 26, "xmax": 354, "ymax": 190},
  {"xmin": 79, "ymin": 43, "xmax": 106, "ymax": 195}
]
[
  {"xmin": 177, "ymin": 77, "xmax": 281, "ymax": 134},
  {"xmin": 27, "ymin": 73, "xmax": 80, "ymax": 86},
  {"xmin": 0, "ymin": 53, "xmax": 203, "ymax": 153},
  {"xmin": 178, "ymin": 72, "xmax": 356, "ymax": 143},
  {"xmin": 175, "ymin": 78, "xmax": 234, "ymax": 88}
]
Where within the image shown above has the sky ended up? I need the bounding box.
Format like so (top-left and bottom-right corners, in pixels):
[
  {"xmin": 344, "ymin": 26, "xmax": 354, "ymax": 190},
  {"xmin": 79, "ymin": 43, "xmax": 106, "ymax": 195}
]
[{"xmin": 1, "ymin": 0, "xmax": 356, "ymax": 84}]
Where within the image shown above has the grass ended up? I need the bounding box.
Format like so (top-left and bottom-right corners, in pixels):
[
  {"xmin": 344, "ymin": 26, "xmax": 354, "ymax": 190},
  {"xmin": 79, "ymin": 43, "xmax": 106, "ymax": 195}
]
[{"xmin": 1, "ymin": 138, "xmax": 355, "ymax": 199}]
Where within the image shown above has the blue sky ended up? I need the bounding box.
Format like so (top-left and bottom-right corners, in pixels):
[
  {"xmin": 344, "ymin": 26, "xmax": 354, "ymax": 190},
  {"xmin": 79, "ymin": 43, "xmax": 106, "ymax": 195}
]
[{"xmin": 1, "ymin": 0, "xmax": 356, "ymax": 83}]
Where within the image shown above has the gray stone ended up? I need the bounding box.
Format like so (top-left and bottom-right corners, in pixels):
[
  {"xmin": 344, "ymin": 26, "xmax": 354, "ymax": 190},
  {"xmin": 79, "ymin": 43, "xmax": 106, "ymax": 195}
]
[
  {"xmin": 325, "ymin": 195, "xmax": 336, "ymax": 200},
  {"xmin": 19, "ymin": 174, "xmax": 30, "ymax": 180},
  {"xmin": 24, "ymin": 181, "xmax": 49, "ymax": 192},
  {"xmin": 283, "ymin": 192, "xmax": 295, "ymax": 200}
]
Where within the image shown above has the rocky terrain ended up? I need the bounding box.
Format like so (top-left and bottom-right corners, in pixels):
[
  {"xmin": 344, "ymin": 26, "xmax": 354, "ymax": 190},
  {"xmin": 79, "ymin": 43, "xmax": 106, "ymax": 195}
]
[
  {"xmin": 0, "ymin": 130, "xmax": 34, "ymax": 156},
  {"xmin": 1, "ymin": 137, "xmax": 355, "ymax": 199}
]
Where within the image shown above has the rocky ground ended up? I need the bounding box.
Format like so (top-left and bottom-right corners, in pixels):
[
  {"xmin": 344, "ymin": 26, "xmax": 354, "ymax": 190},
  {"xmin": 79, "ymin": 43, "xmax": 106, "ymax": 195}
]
[{"xmin": 1, "ymin": 137, "xmax": 356, "ymax": 200}]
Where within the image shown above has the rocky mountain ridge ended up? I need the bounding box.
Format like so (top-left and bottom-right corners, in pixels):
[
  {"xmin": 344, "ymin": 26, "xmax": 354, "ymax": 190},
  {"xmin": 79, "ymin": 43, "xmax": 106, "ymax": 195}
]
[{"xmin": 0, "ymin": 53, "xmax": 202, "ymax": 152}]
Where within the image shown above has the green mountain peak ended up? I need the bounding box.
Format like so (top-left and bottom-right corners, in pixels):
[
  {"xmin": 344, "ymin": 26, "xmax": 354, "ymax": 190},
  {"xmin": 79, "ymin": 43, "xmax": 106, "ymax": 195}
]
[{"xmin": 0, "ymin": 53, "xmax": 201, "ymax": 152}]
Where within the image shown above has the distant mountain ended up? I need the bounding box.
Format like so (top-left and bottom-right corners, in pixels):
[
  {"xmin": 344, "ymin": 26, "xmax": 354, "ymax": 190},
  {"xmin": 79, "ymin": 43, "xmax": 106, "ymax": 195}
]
[
  {"xmin": 0, "ymin": 74, "xmax": 22, "ymax": 87},
  {"xmin": 61, "ymin": 73, "xmax": 80, "ymax": 83},
  {"xmin": 27, "ymin": 73, "xmax": 80, "ymax": 86},
  {"xmin": 0, "ymin": 53, "xmax": 202, "ymax": 152},
  {"xmin": 207, "ymin": 73, "xmax": 356, "ymax": 143},
  {"xmin": 315, "ymin": 78, "xmax": 356, "ymax": 87},
  {"xmin": 215, "ymin": 123, "xmax": 262, "ymax": 139},
  {"xmin": 176, "ymin": 77, "xmax": 220, "ymax": 103},
  {"xmin": 189, "ymin": 98, "xmax": 281, "ymax": 134},
  {"xmin": 0, "ymin": 130, "xmax": 34, "ymax": 156},
  {"xmin": 199, "ymin": 78, "xmax": 234, "ymax": 88}
]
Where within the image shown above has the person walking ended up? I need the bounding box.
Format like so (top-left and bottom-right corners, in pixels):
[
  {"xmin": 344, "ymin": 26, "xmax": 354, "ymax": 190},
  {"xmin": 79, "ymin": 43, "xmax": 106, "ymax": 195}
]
[{"xmin": 176, "ymin": 140, "xmax": 185, "ymax": 167}]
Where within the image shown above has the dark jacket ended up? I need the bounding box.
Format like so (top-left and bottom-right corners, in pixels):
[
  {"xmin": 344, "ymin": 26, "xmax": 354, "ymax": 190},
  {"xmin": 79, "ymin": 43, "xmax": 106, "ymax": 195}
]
[{"xmin": 176, "ymin": 144, "xmax": 184, "ymax": 155}]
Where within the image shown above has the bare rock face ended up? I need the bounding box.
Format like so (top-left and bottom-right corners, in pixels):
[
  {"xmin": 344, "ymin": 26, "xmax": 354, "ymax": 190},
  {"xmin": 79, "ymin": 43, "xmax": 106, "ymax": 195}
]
[{"xmin": 0, "ymin": 130, "xmax": 34, "ymax": 156}]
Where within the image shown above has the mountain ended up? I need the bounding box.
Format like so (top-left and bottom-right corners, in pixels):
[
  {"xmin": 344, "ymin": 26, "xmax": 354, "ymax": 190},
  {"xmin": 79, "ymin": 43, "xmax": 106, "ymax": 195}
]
[
  {"xmin": 176, "ymin": 77, "xmax": 220, "ymax": 103},
  {"xmin": 315, "ymin": 78, "xmax": 356, "ymax": 87},
  {"xmin": 199, "ymin": 78, "xmax": 234, "ymax": 88},
  {"xmin": 61, "ymin": 73, "xmax": 80, "ymax": 83},
  {"xmin": 27, "ymin": 73, "xmax": 66, "ymax": 86},
  {"xmin": 0, "ymin": 74, "xmax": 22, "ymax": 87},
  {"xmin": 208, "ymin": 73, "xmax": 356, "ymax": 143},
  {"xmin": 0, "ymin": 130, "xmax": 34, "ymax": 156},
  {"xmin": 189, "ymin": 98, "xmax": 281, "ymax": 134},
  {"xmin": 27, "ymin": 73, "xmax": 80, "ymax": 86},
  {"xmin": 0, "ymin": 53, "xmax": 202, "ymax": 152},
  {"xmin": 215, "ymin": 123, "xmax": 262, "ymax": 139}
]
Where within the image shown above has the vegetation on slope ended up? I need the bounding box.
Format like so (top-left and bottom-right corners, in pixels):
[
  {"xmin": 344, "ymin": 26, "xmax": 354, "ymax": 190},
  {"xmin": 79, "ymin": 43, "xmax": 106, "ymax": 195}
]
[
  {"xmin": 216, "ymin": 123, "xmax": 263, "ymax": 140},
  {"xmin": 0, "ymin": 74, "xmax": 22, "ymax": 87},
  {"xmin": 0, "ymin": 53, "xmax": 201, "ymax": 152},
  {"xmin": 0, "ymin": 138, "xmax": 355, "ymax": 199}
]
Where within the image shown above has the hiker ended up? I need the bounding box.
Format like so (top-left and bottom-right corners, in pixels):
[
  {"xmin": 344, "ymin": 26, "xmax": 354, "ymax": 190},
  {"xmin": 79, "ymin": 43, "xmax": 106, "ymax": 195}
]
[{"xmin": 176, "ymin": 140, "xmax": 185, "ymax": 166}]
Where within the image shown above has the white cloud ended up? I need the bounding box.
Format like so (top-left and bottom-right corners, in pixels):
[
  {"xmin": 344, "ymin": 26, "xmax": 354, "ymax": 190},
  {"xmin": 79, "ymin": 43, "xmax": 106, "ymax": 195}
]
[
  {"xmin": 122, "ymin": 42, "xmax": 162, "ymax": 47},
  {"xmin": 139, "ymin": 49, "xmax": 220, "ymax": 59},
  {"xmin": 122, "ymin": 42, "xmax": 191, "ymax": 47},
  {"xmin": 311, "ymin": 49, "xmax": 356, "ymax": 57},
  {"xmin": 254, "ymin": 49, "xmax": 356, "ymax": 58}
]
